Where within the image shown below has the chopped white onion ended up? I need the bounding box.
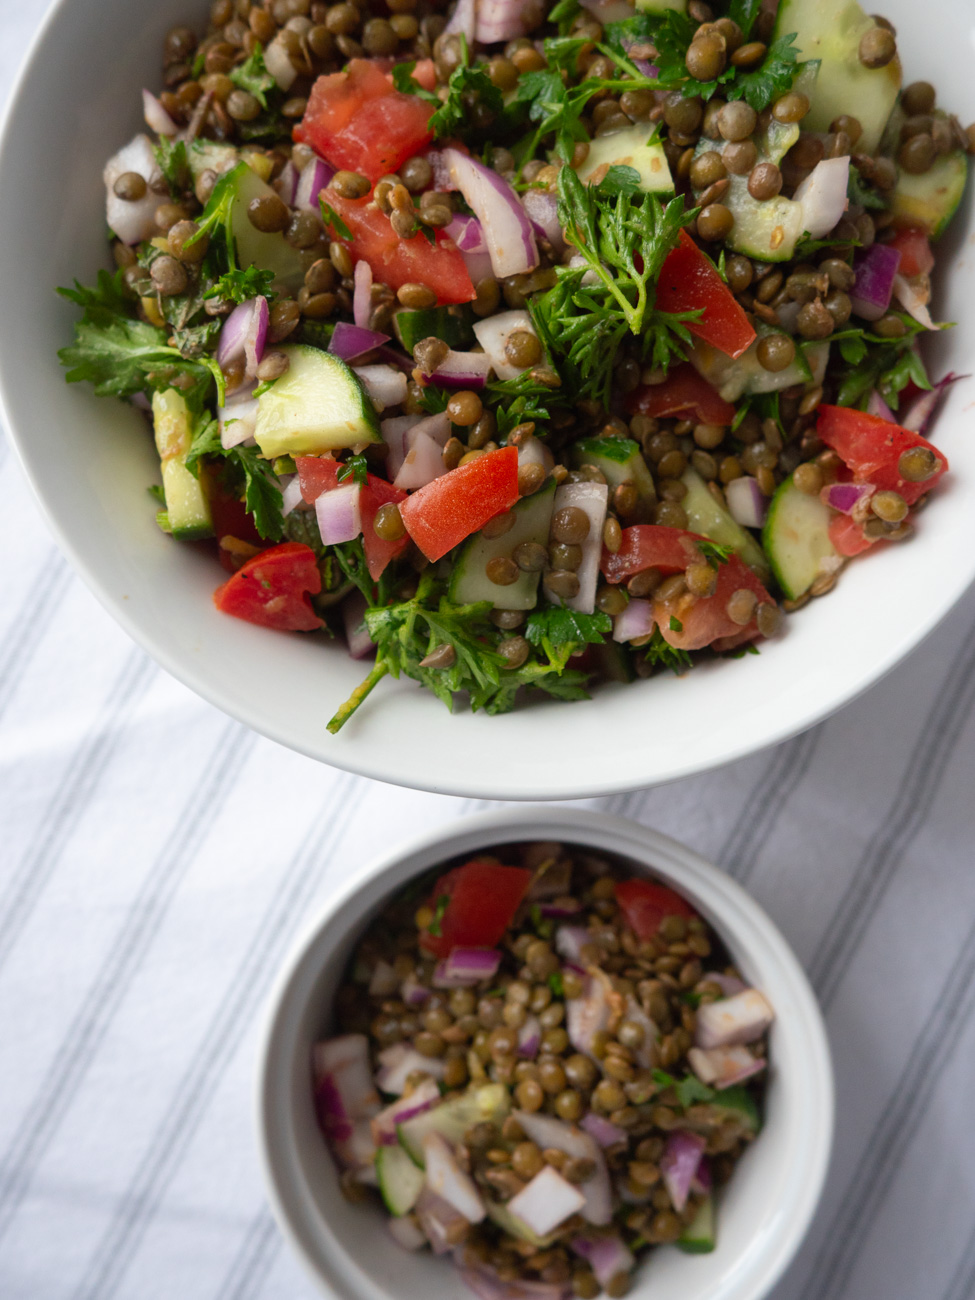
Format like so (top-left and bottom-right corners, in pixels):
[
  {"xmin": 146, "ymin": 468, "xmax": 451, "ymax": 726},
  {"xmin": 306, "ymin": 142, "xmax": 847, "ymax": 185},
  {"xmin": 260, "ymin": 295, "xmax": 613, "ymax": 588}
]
[
  {"xmin": 104, "ymin": 134, "xmax": 162, "ymax": 246},
  {"xmin": 375, "ymin": 1043, "xmax": 446, "ymax": 1095},
  {"xmin": 508, "ymin": 1166, "xmax": 586, "ymax": 1237},
  {"xmin": 423, "ymin": 1133, "xmax": 487, "ymax": 1223},
  {"xmin": 543, "ymin": 481, "xmax": 608, "ymax": 615},
  {"xmin": 725, "ymin": 475, "xmax": 768, "ymax": 529},
  {"xmin": 613, "ymin": 598, "xmax": 654, "ymax": 644},
  {"xmin": 688, "ymin": 1044, "xmax": 767, "ymax": 1089},
  {"xmin": 280, "ymin": 474, "xmax": 304, "ymax": 517},
  {"xmin": 387, "ymin": 1216, "xmax": 426, "ymax": 1251},
  {"xmin": 353, "ymin": 259, "xmax": 373, "ymax": 330},
  {"xmin": 518, "ymin": 437, "xmax": 555, "ymax": 474},
  {"xmin": 218, "ymin": 394, "xmax": 259, "ymax": 450},
  {"xmin": 315, "ymin": 482, "xmax": 362, "ymax": 545},
  {"xmin": 444, "ymin": 0, "xmax": 477, "ymax": 41},
  {"xmin": 513, "ymin": 1110, "xmax": 612, "ymax": 1225},
  {"xmin": 142, "ymin": 90, "xmax": 178, "ymax": 137},
  {"xmin": 393, "ymin": 429, "xmax": 447, "ymax": 491},
  {"xmin": 794, "ymin": 156, "xmax": 851, "ymax": 239},
  {"xmin": 381, "ymin": 414, "xmax": 421, "ymax": 479},
  {"xmin": 694, "ymin": 988, "xmax": 775, "ymax": 1049},
  {"xmin": 264, "ymin": 35, "xmax": 298, "ymax": 90},
  {"xmin": 472, "ymin": 309, "xmax": 537, "ymax": 381},
  {"xmin": 475, "ymin": 0, "xmax": 545, "ymax": 44},
  {"xmin": 353, "ymin": 364, "xmax": 408, "ymax": 412},
  {"xmin": 440, "ymin": 148, "xmax": 538, "ymax": 279},
  {"xmin": 894, "ymin": 273, "xmax": 938, "ymax": 331}
]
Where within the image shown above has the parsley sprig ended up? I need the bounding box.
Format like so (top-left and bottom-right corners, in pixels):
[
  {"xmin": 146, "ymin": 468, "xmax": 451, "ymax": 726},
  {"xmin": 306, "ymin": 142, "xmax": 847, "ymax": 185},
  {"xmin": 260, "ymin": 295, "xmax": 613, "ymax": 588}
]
[{"xmin": 393, "ymin": 39, "xmax": 503, "ymax": 141}]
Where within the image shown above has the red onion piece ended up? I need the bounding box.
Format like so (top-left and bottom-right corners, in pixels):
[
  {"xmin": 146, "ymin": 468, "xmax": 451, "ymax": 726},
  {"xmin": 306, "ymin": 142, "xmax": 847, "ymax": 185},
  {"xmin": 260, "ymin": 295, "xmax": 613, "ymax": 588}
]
[
  {"xmin": 893, "ymin": 273, "xmax": 937, "ymax": 330},
  {"xmin": 694, "ymin": 987, "xmax": 774, "ymax": 1049},
  {"xmin": 613, "ymin": 597, "xmax": 654, "ymax": 644},
  {"xmin": 388, "ymin": 1216, "xmax": 426, "ymax": 1251},
  {"xmin": 793, "ymin": 156, "xmax": 850, "ymax": 239},
  {"xmin": 517, "ymin": 1015, "xmax": 542, "ymax": 1058},
  {"xmin": 473, "ymin": 309, "xmax": 537, "ymax": 381},
  {"xmin": 692, "ymin": 1156, "xmax": 713, "ymax": 1195},
  {"xmin": 375, "ymin": 1042, "xmax": 446, "ymax": 1095},
  {"xmin": 867, "ymin": 389, "xmax": 897, "ymax": 422},
  {"xmin": 570, "ymin": 1235, "xmax": 635, "ymax": 1289},
  {"xmin": 315, "ymin": 482, "xmax": 362, "ymax": 544},
  {"xmin": 329, "ymin": 321, "xmax": 391, "ymax": 362},
  {"xmin": 281, "ymin": 474, "xmax": 304, "ymax": 517},
  {"xmin": 440, "ymin": 148, "xmax": 539, "ymax": 278},
  {"xmin": 851, "ymin": 243, "xmax": 902, "ymax": 321},
  {"xmin": 703, "ymin": 972, "xmax": 748, "ymax": 998},
  {"xmin": 353, "ymin": 364, "xmax": 408, "ymax": 412},
  {"xmin": 400, "ymin": 972, "xmax": 431, "ymax": 1007},
  {"xmin": 513, "ymin": 1110, "xmax": 613, "ymax": 1225},
  {"xmin": 509, "ymin": 1166, "xmax": 586, "ymax": 1237},
  {"xmin": 554, "ymin": 926, "xmax": 591, "ymax": 965},
  {"xmin": 342, "ymin": 591, "xmax": 375, "ymax": 660},
  {"xmin": 218, "ymin": 391, "xmax": 259, "ymax": 450},
  {"xmin": 543, "ymin": 481, "xmax": 608, "ymax": 614},
  {"xmin": 142, "ymin": 89, "xmax": 178, "ymax": 137},
  {"xmin": 433, "ymin": 947, "xmax": 502, "ymax": 988},
  {"xmin": 375, "ymin": 344, "xmax": 414, "ymax": 373},
  {"xmin": 538, "ymin": 899, "xmax": 582, "ymax": 918},
  {"xmin": 381, "ymin": 414, "xmax": 421, "ymax": 479},
  {"xmin": 426, "ymin": 150, "xmax": 457, "ymax": 194},
  {"xmin": 218, "ymin": 297, "xmax": 268, "ymax": 385},
  {"xmin": 725, "ymin": 475, "xmax": 768, "ymax": 529},
  {"xmin": 416, "ymin": 1187, "xmax": 471, "ymax": 1254},
  {"xmin": 660, "ymin": 1130, "xmax": 707, "ymax": 1213},
  {"xmin": 475, "ymin": 0, "xmax": 545, "ymax": 44},
  {"xmin": 580, "ymin": 1112, "xmax": 627, "ymax": 1148},
  {"xmin": 445, "ymin": 0, "xmax": 477, "ymax": 40},
  {"xmin": 426, "ymin": 350, "xmax": 494, "ymax": 390},
  {"xmin": 901, "ymin": 371, "xmax": 966, "ymax": 435},
  {"xmin": 296, "ymin": 157, "xmax": 335, "ymax": 210},
  {"xmin": 353, "ymin": 259, "xmax": 373, "ymax": 329},
  {"xmin": 371, "ymin": 1077, "xmax": 440, "ymax": 1146},
  {"xmin": 274, "ymin": 160, "xmax": 299, "ymax": 205},
  {"xmin": 423, "ymin": 1132, "xmax": 487, "ymax": 1223},
  {"xmin": 521, "ymin": 189, "xmax": 566, "ymax": 257},
  {"xmin": 393, "ymin": 428, "xmax": 448, "ymax": 490},
  {"xmin": 446, "ymin": 213, "xmax": 487, "ymax": 253},
  {"xmin": 822, "ymin": 481, "xmax": 875, "ymax": 514},
  {"xmin": 104, "ymin": 135, "xmax": 162, "ymax": 245},
  {"xmin": 312, "ymin": 1035, "xmax": 381, "ymax": 1146},
  {"xmin": 688, "ymin": 1044, "xmax": 767, "ymax": 1089}
]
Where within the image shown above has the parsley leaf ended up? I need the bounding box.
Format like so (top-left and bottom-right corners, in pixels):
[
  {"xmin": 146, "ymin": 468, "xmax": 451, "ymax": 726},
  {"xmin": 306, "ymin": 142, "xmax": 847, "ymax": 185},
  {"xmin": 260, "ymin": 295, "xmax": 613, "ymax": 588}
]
[
  {"xmin": 337, "ymin": 453, "xmax": 370, "ymax": 486},
  {"xmin": 229, "ymin": 45, "xmax": 277, "ymax": 109},
  {"xmin": 848, "ymin": 164, "xmax": 887, "ymax": 212},
  {"xmin": 153, "ymin": 138, "xmax": 190, "ymax": 196},
  {"xmin": 319, "ymin": 195, "xmax": 352, "ymax": 241},
  {"xmin": 727, "ymin": 0, "xmax": 763, "ymax": 38},
  {"xmin": 830, "ymin": 316, "xmax": 931, "ymax": 409},
  {"xmin": 207, "ymin": 266, "xmax": 275, "ymax": 304},
  {"xmin": 652, "ymin": 1069, "xmax": 716, "ymax": 1109},
  {"xmin": 525, "ymin": 605, "xmax": 612, "ymax": 651},
  {"xmin": 548, "ymin": 970, "xmax": 565, "ymax": 997},
  {"xmin": 727, "ymin": 32, "xmax": 799, "ymax": 111},
  {"xmin": 669, "ymin": 615, "xmax": 684, "ymax": 632},
  {"xmin": 427, "ymin": 893, "xmax": 451, "ymax": 938},
  {"xmin": 644, "ymin": 628, "xmax": 693, "ymax": 675},
  {"xmin": 427, "ymin": 41, "xmax": 504, "ymax": 140},
  {"xmin": 392, "ymin": 61, "xmax": 439, "ymax": 101},
  {"xmin": 696, "ymin": 539, "xmax": 734, "ymax": 568},
  {"xmin": 184, "ymin": 419, "xmax": 284, "ymax": 541}
]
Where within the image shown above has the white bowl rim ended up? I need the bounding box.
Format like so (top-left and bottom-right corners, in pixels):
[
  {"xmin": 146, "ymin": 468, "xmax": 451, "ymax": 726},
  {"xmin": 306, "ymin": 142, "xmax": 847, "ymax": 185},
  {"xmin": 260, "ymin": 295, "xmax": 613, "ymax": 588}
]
[{"xmin": 255, "ymin": 807, "xmax": 834, "ymax": 1300}]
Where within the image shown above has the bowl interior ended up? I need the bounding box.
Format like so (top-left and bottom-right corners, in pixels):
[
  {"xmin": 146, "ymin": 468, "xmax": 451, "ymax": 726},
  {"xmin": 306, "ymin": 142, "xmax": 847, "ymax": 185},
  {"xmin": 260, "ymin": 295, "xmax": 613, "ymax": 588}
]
[
  {"xmin": 258, "ymin": 810, "xmax": 833, "ymax": 1300},
  {"xmin": 2, "ymin": 0, "xmax": 973, "ymax": 799}
]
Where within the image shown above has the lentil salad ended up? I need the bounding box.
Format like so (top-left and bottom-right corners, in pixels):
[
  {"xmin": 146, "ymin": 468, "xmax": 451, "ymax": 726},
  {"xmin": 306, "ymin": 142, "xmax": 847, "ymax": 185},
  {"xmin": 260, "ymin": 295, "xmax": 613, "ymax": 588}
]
[
  {"xmin": 314, "ymin": 842, "xmax": 774, "ymax": 1298},
  {"xmin": 58, "ymin": 0, "xmax": 972, "ymax": 732}
]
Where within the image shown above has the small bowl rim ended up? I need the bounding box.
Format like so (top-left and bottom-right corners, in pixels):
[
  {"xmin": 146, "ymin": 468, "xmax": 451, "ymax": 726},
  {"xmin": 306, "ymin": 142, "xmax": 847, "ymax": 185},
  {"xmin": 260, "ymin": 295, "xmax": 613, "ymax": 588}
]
[{"xmin": 256, "ymin": 807, "xmax": 834, "ymax": 1300}]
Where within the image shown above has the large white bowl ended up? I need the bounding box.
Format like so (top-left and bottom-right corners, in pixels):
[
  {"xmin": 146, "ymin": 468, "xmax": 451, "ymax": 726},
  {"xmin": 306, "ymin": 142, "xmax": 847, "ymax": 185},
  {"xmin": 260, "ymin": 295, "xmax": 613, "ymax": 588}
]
[
  {"xmin": 1, "ymin": 0, "xmax": 973, "ymax": 799},
  {"xmin": 257, "ymin": 808, "xmax": 833, "ymax": 1300}
]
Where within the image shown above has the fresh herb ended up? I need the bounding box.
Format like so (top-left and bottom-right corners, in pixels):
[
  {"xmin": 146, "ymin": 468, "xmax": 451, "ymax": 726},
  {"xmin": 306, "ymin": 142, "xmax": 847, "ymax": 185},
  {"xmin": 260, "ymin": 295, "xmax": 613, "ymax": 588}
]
[
  {"xmin": 530, "ymin": 903, "xmax": 554, "ymax": 939},
  {"xmin": 337, "ymin": 453, "xmax": 370, "ymax": 486},
  {"xmin": 730, "ymin": 32, "xmax": 800, "ymax": 112},
  {"xmin": 727, "ymin": 0, "xmax": 763, "ymax": 39},
  {"xmin": 206, "ymin": 266, "xmax": 275, "ymax": 304},
  {"xmin": 427, "ymin": 893, "xmax": 451, "ymax": 938},
  {"xmin": 229, "ymin": 45, "xmax": 277, "ymax": 109},
  {"xmin": 393, "ymin": 40, "xmax": 506, "ymax": 141},
  {"xmin": 652, "ymin": 1069, "xmax": 716, "ymax": 1109},
  {"xmin": 487, "ymin": 370, "xmax": 561, "ymax": 437},
  {"xmin": 644, "ymin": 628, "xmax": 693, "ymax": 675},
  {"xmin": 831, "ymin": 316, "xmax": 932, "ymax": 409},
  {"xmin": 185, "ymin": 419, "xmax": 285, "ymax": 540},
  {"xmin": 148, "ymin": 484, "xmax": 166, "ymax": 505},
  {"xmin": 319, "ymin": 195, "xmax": 352, "ymax": 241},
  {"xmin": 525, "ymin": 605, "xmax": 612, "ymax": 656},
  {"xmin": 548, "ymin": 970, "xmax": 565, "ymax": 997},
  {"xmin": 153, "ymin": 138, "xmax": 189, "ymax": 196},
  {"xmin": 189, "ymin": 168, "xmax": 241, "ymax": 267},
  {"xmin": 848, "ymin": 165, "xmax": 887, "ymax": 212},
  {"xmin": 669, "ymin": 615, "xmax": 684, "ymax": 632},
  {"xmin": 416, "ymin": 384, "xmax": 450, "ymax": 415},
  {"xmin": 696, "ymin": 539, "xmax": 734, "ymax": 568}
]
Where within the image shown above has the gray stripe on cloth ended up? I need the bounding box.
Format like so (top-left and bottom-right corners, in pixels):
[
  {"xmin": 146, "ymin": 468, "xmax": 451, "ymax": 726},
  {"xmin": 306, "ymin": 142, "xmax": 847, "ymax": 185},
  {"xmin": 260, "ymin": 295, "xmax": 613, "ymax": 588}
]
[
  {"xmin": 0, "ymin": 647, "xmax": 157, "ymax": 974},
  {"xmin": 0, "ymin": 551, "xmax": 72, "ymax": 728},
  {"xmin": 941, "ymin": 1219, "xmax": 975, "ymax": 1300},
  {"xmin": 70, "ymin": 772, "xmax": 368, "ymax": 1300},
  {"xmin": 798, "ymin": 910, "xmax": 975, "ymax": 1300},
  {"xmin": 809, "ymin": 607, "xmax": 975, "ymax": 1008},
  {"xmin": 213, "ymin": 1209, "xmax": 279, "ymax": 1300},
  {"xmin": 0, "ymin": 719, "xmax": 255, "ymax": 1243}
]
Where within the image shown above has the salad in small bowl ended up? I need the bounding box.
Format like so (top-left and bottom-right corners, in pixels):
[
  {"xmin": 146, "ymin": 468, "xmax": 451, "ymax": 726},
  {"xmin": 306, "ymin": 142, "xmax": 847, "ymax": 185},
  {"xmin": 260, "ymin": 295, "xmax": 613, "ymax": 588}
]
[{"xmin": 56, "ymin": 0, "xmax": 971, "ymax": 738}]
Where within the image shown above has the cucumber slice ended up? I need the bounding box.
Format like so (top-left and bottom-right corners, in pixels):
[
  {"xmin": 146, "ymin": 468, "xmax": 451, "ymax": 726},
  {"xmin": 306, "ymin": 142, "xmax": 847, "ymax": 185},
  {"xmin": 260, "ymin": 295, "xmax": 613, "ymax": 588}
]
[
  {"xmin": 677, "ymin": 1195, "xmax": 716, "ymax": 1254},
  {"xmin": 209, "ymin": 161, "xmax": 307, "ymax": 294},
  {"xmin": 689, "ymin": 327, "xmax": 828, "ymax": 404},
  {"xmin": 397, "ymin": 1085, "xmax": 510, "ymax": 1168},
  {"xmin": 376, "ymin": 1144, "xmax": 426, "ymax": 1216},
  {"xmin": 571, "ymin": 438, "xmax": 656, "ymax": 511},
  {"xmin": 891, "ymin": 149, "xmax": 969, "ymax": 241},
  {"xmin": 575, "ymin": 124, "xmax": 673, "ymax": 194},
  {"xmin": 776, "ymin": 0, "xmax": 901, "ymax": 154},
  {"xmin": 635, "ymin": 0, "xmax": 685, "ymax": 10},
  {"xmin": 187, "ymin": 139, "xmax": 238, "ymax": 184},
  {"xmin": 254, "ymin": 344, "xmax": 382, "ymax": 458},
  {"xmin": 449, "ymin": 478, "xmax": 557, "ymax": 610},
  {"xmin": 393, "ymin": 305, "xmax": 475, "ymax": 354},
  {"xmin": 151, "ymin": 389, "xmax": 213, "ymax": 541},
  {"xmin": 680, "ymin": 468, "xmax": 771, "ymax": 582},
  {"xmin": 762, "ymin": 474, "xmax": 839, "ymax": 600}
]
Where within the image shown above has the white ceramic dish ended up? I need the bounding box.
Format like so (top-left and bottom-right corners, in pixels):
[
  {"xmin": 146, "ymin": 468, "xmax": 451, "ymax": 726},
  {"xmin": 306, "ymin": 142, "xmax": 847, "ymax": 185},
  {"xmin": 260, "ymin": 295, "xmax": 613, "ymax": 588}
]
[
  {"xmin": 257, "ymin": 808, "xmax": 833, "ymax": 1300},
  {"xmin": 1, "ymin": 1, "xmax": 973, "ymax": 799}
]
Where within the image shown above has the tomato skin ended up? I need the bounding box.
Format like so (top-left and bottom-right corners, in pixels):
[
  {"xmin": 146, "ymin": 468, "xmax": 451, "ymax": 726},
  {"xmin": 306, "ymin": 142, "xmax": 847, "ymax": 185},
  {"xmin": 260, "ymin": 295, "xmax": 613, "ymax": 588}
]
[
  {"xmin": 626, "ymin": 363, "xmax": 737, "ymax": 427},
  {"xmin": 295, "ymin": 456, "xmax": 408, "ymax": 580},
  {"xmin": 601, "ymin": 524, "xmax": 704, "ymax": 585},
  {"xmin": 327, "ymin": 192, "xmax": 475, "ymax": 305},
  {"xmin": 828, "ymin": 514, "xmax": 877, "ymax": 557},
  {"xmin": 213, "ymin": 542, "xmax": 323, "ymax": 632},
  {"xmin": 399, "ymin": 446, "xmax": 520, "ymax": 561},
  {"xmin": 295, "ymin": 59, "xmax": 433, "ymax": 183},
  {"xmin": 202, "ymin": 464, "xmax": 263, "ymax": 547},
  {"xmin": 656, "ymin": 230, "xmax": 756, "ymax": 359},
  {"xmin": 420, "ymin": 860, "xmax": 533, "ymax": 958},
  {"xmin": 885, "ymin": 226, "xmax": 934, "ymax": 278},
  {"xmin": 615, "ymin": 879, "xmax": 695, "ymax": 941},
  {"xmin": 816, "ymin": 405, "xmax": 948, "ymax": 506}
]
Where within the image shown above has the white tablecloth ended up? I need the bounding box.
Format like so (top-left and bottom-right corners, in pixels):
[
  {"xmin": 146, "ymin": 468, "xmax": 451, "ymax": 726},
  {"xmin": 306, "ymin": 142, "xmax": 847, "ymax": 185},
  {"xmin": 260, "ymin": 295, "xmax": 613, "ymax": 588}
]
[{"xmin": 3, "ymin": 5, "xmax": 975, "ymax": 1299}]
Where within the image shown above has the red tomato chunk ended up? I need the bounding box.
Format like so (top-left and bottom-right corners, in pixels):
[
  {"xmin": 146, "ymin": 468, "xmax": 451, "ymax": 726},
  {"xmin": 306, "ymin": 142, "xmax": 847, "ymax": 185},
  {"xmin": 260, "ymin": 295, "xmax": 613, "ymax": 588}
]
[
  {"xmin": 295, "ymin": 456, "xmax": 409, "ymax": 581},
  {"xmin": 656, "ymin": 229, "xmax": 756, "ymax": 360},
  {"xmin": 816, "ymin": 405, "xmax": 948, "ymax": 507},
  {"xmin": 627, "ymin": 363, "xmax": 737, "ymax": 427},
  {"xmin": 213, "ymin": 542, "xmax": 323, "ymax": 631},
  {"xmin": 399, "ymin": 446, "xmax": 520, "ymax": 561},
  {"xmin": 420, "ymin": 860, "xmax": 533, "ymax": 959},
  {"xmin": 615, "ymin": 878, "xmax": 696, "ymax": 941}
]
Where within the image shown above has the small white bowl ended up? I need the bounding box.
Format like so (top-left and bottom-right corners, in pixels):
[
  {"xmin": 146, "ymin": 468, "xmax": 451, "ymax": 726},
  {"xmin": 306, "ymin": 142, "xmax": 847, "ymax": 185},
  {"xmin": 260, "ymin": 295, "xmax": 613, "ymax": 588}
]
[
  {"xmin": 0, "ymin": 0, "xmax": 973, "ymax": 798},
  {"xmin": 257, "ymin": 808, "xmax": 833, "ymax": 1300}
]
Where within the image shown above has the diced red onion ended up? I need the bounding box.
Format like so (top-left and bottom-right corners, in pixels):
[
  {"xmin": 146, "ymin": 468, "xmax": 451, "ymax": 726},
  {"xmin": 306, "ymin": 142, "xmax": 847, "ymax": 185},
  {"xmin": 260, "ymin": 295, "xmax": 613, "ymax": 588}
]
[
  {"xmin": 217, "ymin": 297, "xmax": 268, "ymax": 386},
  {"xmin": 332, "ymin": 1117, "xmax": 377, "ymax": 1171},
  {"xmin": 539, "ymin": 899, "xmax": 581, "ymax": 918},
  {"xmin": 703, "ymin": 972, "xmax": 748, "ymax": 998},
  {"xmin": 622, "ymin": 997, "xmax": 658, "ymax": 1070},
  {"xmin": 315, "ymin": 482, "xmax": 362, "ymax": 545},
  {"xmin": 851, "ymin": 243, "xmax": 902, "ymax": 322},
  {"xmin": 566, "ymin": 971, "xmax": 615, "ymax": 1058},
  {"xmin": 901, "ymin": 371, "xmax": 965, "ymax": 435},
  {"xmin": 517, "ymin": 1015, "xmax": 542, "ymax": 1058},
  {"xmin": 543, "ymin": 481, "xmax": 608, "ymax": 615},
  {"xmin": 400, "ymin": 972, "xmax": 430, "ymax": 1007},
  {"xmin": 459, "ymin": 248, "xmax": 495, "ymax": 288},
  {"xmin": 329, "ymin": 320, "xmax": 391, "ymax": 362},
  {"xmin": 688, "ymin": 1044, "xmax": 766, "ymax": 1089},
  {"xmin": 621, "ymin": 37, "xmax": 659, "ymax": 78},
  {"xmin": 376, "ymin": 1043, "xmax": 446, "ymax": 1095},
  {"xmin": 388, "ymin": 1216, "xmax": 426, "ymax": 1251},
  {"xmin": 725, "ymin": 475, "xmax": 768, "ymax": 529},
  {"xmin": 343, "ymin": 591, "xmax": 375, "ymax": 660},
  {"xmin": 416, "ymin": 1187, "xmax": 470, "ymax": 1254},
  {"xmin": 660, "ymin": 1130, "xmax": 707, "ymax": 1213},
  {"xmin": 425, "ymin": 150, "xmax": 456, "ymax": 195},
  {"xmin": 444, "ymin": 0, "xmax": 477, "ymax": 41},
  {"xmin": 440, "ymin": 148, "xmax": 538, "ymax": 278},
  {"xmin": 433, "ymin": 948, "xmax": 502, "ymax": 988},
  {"xmin": 446, "ymin": 213, "xmax": 487, "ymax": 253},
  {"xmin": 353, "ymin": 259, "xmax": 373, "ymax": 329},
  {"xmin": 570, "ymin": 1235, "xmax": 635, "ymax": 1289},
  {"xmin": 521, "ymin": 189, "xmax": 567, "ymax": 257},
  {"xmin": 371, "ymin": 1077, "xmax": 441, "ymax": 1146},
  {"xmin": 353, "ymin": 364, "xmax": 408, "ymax": 413},
  {"xmin": 893, "ymin": 272, "xmax": 937, "ymax": 330},
  {"xmin": 513, "ymin": 1111, "xmax": 612, "ymax": 1225},
  {"xmin": 274, "ymin": 160, "xmax": 299, "ymax": 205},
  {"xmin": 381, "ymin": 414, "xmax": 422, "ymax": 479},
  {"xmin": 694, "ymin": 988, "xmax": 775, "ymax": 1049},
  {"xmin": 142, "ymin": 89, "xmax": 178, "ymax": 137},
  {"xmin": 867, "ymin": 389, "xmax": 897, "ymax": 422},
  {"xmin": 423, "ymin": 1132, "xmax": 487, "ymax": 1223},
  {"xmin": 822, "ymin": 481, "xmax": 875, "ymax": 515},
  {"xmin": 692, "ymin": 1157, "xmax": 713, "ymax": 1195},
  {"xmin": 613, "ymin": 598, "xmax": 654, "ymax": 645},
  {"xmin": 219, "ymin": 392, "xmax": 259, "ymax": 450},
  {"xmin": 472, "ymin": 309, "xmax": 537, "ymax": 381},
  {"xmin": 554, "ymin": 926, "xmax": 590, "ymax": 965},
  {"xmin": 580, "ymin": 1113, "xmax": 627, "ymax": 1149},
  {"xmin": 426, "ymin": 350, "xmax": 494, "ymax": 390},
  {"xmin": 793, "ymin": 156, "xmax": 850, "ymax": 240},
  {"xmin": 295, "ymin": 157, "xmax": 335, "ymax": 211},
  {"xmin": 393, "ymin": 429, "xmax": 448, "ymax": 490},
  {"xmin": 264, "ymin": 34, "xmax": 298, "ymax": 90},
  {"xmin": 509, "ymin": 1166, "xmax": 586, "ymax": 1237},
  {"xmin": 312, "ymin": 1035, "xmax": 381, "ymax": 1145},
  {"xmin": 104, "ymin": 134, "xmax": 163, "ymax": 245},
  {"xmin": 375, "ymin": 344, "xmax": 414, "ymax": 373},
  {"xmin": 475, "ymin": 0, "xmax": 545, "ymax": 44}
]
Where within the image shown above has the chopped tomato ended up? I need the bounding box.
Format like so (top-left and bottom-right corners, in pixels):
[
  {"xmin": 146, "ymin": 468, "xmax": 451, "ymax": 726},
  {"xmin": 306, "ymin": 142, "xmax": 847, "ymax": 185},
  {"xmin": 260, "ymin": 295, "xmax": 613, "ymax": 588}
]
[
  {"xmin": 213, "ymin": 542, "xmax": 323, "ymax": 632},
  {"xmin": 829, "ymin": 514, "xmax": 878, "ymax": 557},
  {"xmin": 601, "ymin": 524, "xmax": 710, "ymax": 585},
  {"xmin": 295, "ymin": 456, "xmax": 408, "ymax": 580},
  {"xmin": 399, "ymin": 446, "xmax": 520, "ymax": 561},
  {"xmin": 203, "ymin": 464, "xmax": 262, "ymax": 547},
  {"xmin": 326, "ymin": 192, "xmax": 475, "ymax": 305},
  {"xmin": 626, "ymin": 363, "xmax": 736, "ymax": 427},
  {"xmin": 885, "ymin": 226, "xmax": 934, "ymax": 277},
  {"xmin": 656, "ymin": 549, "xmax": 772, "ymax": 651},
  {"xmin": 295, "ymin": 59, "xmax": 433, "ymax": 184},
  {"xmin": 412, "ymin": 58, "xmax": 437, "ymax": 92},
  {"xmin": 420, "ymin": 860, "xmax": 533, "ymax": 958},
  {"xmin": 615, "ymin": 878, "xmax": 696, "ymax": 941},
  {"xmin": 816, "ymin": 405, "xmax": 948, "ymax": 506},
  {"xmin": 656, "ymin": 229, "xmax": 756, "ymax": 359}
]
